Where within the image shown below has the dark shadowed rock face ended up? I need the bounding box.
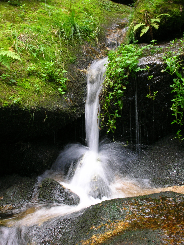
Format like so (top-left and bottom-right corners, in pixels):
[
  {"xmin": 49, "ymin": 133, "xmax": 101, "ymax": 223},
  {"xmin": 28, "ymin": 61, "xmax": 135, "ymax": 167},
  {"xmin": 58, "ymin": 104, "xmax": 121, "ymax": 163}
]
[
  {"xmin": 38, "ymin": 178, "xmax": 80, "ymax": 206},
  {"xmin": 110, "ymin": 50, "xmax": 183, "ymax": 145}
]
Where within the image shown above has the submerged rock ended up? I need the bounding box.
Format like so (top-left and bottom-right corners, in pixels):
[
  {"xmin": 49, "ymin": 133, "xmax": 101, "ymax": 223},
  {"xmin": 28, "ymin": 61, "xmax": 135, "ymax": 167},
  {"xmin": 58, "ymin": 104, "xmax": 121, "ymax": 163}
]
[{"xmin": 38, "ymin": 178, "xmax": 80, "ymax": 205}]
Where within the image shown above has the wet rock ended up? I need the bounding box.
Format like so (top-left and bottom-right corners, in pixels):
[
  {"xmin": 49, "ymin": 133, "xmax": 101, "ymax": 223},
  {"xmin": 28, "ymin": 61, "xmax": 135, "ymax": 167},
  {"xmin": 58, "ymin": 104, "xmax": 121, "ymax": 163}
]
[
  {"xmin": 37, "ymin": 178, "xmax": 80, "ymax": 205},
  {"xmin": 133, "ymin": 134, "xmax": 184, "ymax": 187},
  {"xmin": 0, "ymin": 175, "xmax": 36, "ymax": 217},
  {"xmin": 106, "ymin": 20, "xmax": 128, "ymax": 49},
  {"xmin": 16, "ymin": 191, "xmax": 184, "ymax": 244},
  {"xmin": 89, "ymin": 175, "xmax": 111, "ymax": 199}
]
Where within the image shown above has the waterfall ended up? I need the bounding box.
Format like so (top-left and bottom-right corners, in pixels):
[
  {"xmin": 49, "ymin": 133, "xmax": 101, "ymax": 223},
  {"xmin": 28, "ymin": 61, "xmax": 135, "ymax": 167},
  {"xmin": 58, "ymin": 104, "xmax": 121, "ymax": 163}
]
[
  {"xmin": 67, "ymin": 58, "xmax": 111, "ymax": 201},
  {"xmin": 52, "ymin": 56, "xmax": 137, "ymax": 202},
  {"xmin": 85, "ymin": 57, "xmax": 108, "ymax": 153}
]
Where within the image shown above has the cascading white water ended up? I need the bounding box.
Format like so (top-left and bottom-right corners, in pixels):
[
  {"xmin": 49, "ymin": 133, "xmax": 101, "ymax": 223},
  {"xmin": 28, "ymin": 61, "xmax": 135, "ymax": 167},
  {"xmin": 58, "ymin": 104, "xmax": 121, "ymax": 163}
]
[
  {"xmin": 52, "ymin": 57, "xmax": 144, "ymax": 203},
  {"xmin": 85, "ymin": 58, "xmax": 108, "ymax": 153},
  {"xmin": 62, "ymin": 58, "xmax": 112, "ymax": 202}
]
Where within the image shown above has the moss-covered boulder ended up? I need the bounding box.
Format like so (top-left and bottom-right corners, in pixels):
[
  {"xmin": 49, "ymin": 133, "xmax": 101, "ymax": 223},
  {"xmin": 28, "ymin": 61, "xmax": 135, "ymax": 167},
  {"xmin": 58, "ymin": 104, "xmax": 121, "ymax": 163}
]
[
  {"xmin": 38, "ymin": 178, "xmax": 80, "ymax": 205},
  {"xmin": 102, "ymin": 40, "xmax": 184, "ymax": 144}
]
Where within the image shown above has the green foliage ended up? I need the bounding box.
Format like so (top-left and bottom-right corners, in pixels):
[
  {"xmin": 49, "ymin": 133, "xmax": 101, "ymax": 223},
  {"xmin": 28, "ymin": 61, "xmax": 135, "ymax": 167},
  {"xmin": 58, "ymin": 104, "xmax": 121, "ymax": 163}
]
[
  {"xmin": 101, "ymin": 43, "xmax": 150, "ymax": 133},
  {"xmin": 129, "ymin": 0, "xmax": 183, "ymax": 42},
  {"xmin": 7, "ymin": 0, "xmax": 21, "ymax": 7},
  {"xmin": 40, "ymin": 61, "xmax": 67, "ymax": 94},
  {"xmin": 101, "ymin": 37, "xmax": 184, "ymax": 137},
  {"xmin": 162, "ymin": 39, "xmax": 184, "ymax": 140},
  {"xmin": 0, "ymin": 50, "xmax": 21, "ymax": 69},
  {"xmin": 59, "ymin": 10, "xmax": 99, "ymax": 42},
  {"xmin": 146, "ymin": 89, "xmax": 158, "ymax": 100}
]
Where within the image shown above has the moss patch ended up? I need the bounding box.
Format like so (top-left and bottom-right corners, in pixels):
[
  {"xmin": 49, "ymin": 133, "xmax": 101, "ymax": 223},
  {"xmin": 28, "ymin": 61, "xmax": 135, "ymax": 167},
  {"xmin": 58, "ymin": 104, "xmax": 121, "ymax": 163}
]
[{"xmin": 0, "ymin": 0, "xmax": 132, "ymax": 109}]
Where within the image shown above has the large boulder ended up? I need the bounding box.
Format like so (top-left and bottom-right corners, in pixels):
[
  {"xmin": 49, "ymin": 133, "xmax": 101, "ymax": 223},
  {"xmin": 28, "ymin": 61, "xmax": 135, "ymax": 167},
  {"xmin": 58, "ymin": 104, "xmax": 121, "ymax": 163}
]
[{"xmin": 109, "ymin": 44, "xmax": 184, "ymax": 145}]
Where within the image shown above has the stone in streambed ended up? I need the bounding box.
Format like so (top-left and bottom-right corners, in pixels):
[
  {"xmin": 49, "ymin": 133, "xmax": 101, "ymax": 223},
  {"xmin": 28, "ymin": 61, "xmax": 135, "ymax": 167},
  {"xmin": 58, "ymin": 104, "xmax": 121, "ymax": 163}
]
[
  {"xmin": 38, "ymin": 178, "xmax": 80, "ymax": 205},
  {"xmin": 89, "ymin": 175, "xmax": 111, "ymax": 199}
]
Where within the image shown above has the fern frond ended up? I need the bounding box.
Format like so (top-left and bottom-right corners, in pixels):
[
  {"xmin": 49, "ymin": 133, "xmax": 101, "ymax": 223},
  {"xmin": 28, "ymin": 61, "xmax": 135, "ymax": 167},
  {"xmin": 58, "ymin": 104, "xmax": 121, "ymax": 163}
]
[
  {"xmin": 133, "ymin": 23, "xmax": 145, "ymax": 32},
  {"xmin": 151, "ymin": 18, "xmax": 160, "ymax": 23},
  {"xmin": 0, "ymin": 50, "xmax": 21, "ymax": 61},
  {"xmin": 140, "ymin": 26, "xmax": 149, "ymax": 37},
  {"xmin": 151, "ymin": 23, "xmax": 159, "ymax": 29}
]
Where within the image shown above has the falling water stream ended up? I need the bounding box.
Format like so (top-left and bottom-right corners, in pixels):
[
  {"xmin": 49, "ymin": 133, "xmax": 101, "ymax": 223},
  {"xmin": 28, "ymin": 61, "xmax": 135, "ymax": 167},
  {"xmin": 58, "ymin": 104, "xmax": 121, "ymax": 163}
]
[{"xmin": 0, "ymin": 57, "xmax": 165, "ymax": 244}]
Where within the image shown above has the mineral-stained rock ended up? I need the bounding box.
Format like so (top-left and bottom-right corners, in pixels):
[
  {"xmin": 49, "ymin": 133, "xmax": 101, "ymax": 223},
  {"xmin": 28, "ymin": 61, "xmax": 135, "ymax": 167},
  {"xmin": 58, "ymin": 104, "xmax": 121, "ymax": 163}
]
[{"xmin": 17, "ymin": 191, "xmax": 184, "ymax": 244}]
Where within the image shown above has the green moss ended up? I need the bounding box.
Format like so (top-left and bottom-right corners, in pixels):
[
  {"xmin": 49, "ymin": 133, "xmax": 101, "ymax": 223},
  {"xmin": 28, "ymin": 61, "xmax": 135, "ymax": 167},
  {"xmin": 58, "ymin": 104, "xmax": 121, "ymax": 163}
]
[{"xmin": 0, "ymin": 0, "xmax": 131, "ymax": 109}]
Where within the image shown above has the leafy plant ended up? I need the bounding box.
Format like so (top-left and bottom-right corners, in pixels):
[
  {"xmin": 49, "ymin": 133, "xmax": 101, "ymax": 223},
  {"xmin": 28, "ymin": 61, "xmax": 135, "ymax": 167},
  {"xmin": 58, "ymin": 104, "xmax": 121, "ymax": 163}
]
[
  {"xmin": 59, "ymin": 9, "xmax": 99, "ymax": 42},
  {"xmin": 133, "ymin": 11, "xmax": 170, "ymax": 40},
  {"xmin": 162, "ymin": 40, "xmax": 184, "ymax": 140},
  {"xmin": 60, "ymin": 10, "xmax": 81, "ymax": 41},
  {"xmin": 101, "ymin": 43, "xmax": 150, "ymax": 133},
  {"xmin": 41, "ymin": 61, "xmax": 67, "ymax": 94},
  {"xmin": 146, "ymin": 89, "xmax": 158, "ymax": 100}
]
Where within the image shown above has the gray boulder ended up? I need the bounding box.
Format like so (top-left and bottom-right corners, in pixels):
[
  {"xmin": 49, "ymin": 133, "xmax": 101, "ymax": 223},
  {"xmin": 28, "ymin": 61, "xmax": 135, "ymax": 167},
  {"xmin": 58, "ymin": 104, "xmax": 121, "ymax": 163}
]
[{"xmin": 38, "ymin": 178, "xmax": 80, "ymax": 205}]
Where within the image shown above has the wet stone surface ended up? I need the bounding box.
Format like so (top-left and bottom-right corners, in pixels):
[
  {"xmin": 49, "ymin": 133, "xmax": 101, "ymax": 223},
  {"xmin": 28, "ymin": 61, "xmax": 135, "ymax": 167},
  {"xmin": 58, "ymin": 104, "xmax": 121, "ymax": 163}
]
[
  {"xmin": 132, "ymin": 135, "xmax": 184, "ymax": 187},
  {"xmin": 0, "ymin": 175, "xmax": 36, "ymax": 218},
  {"xmin": 38, "ymin": 178, "xmax": 80, "ymax": 205},
  {"xmin": 22, "ymin": 191, "xmax": 184, "ymax": 244}
]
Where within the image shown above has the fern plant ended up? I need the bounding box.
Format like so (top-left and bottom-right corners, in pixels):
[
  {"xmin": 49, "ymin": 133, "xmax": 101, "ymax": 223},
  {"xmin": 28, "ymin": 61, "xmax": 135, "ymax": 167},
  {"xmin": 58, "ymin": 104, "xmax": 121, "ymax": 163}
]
[
  {"xmin": 133, "ymin": 12, "xmax": 170, "ymax": 40},
  {"xmin": 0, "ymin": 50, "xmax": 21, "ymax": 69}
]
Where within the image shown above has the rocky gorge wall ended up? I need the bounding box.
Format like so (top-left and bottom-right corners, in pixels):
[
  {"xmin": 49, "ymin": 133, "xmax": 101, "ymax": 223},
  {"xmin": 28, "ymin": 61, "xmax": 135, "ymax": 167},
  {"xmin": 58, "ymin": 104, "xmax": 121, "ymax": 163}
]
[
  {"xmin": 1, "ymin": 0, "xmax": 184, "ymax": 177},
  {"xmin": 1, "ymin": 37, "xmax": 182, "ymax": 176}
]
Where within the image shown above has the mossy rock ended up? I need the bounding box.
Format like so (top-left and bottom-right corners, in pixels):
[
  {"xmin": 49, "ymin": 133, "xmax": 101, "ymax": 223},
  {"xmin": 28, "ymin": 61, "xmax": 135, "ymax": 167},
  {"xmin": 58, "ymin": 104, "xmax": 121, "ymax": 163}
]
[
  {"xmin": 132, "ymin": 0, "xmax": 184, "ymax": 42},
  {"xmin": 38, "ymin": 178, "xmax": 80, "ymax": 205}
]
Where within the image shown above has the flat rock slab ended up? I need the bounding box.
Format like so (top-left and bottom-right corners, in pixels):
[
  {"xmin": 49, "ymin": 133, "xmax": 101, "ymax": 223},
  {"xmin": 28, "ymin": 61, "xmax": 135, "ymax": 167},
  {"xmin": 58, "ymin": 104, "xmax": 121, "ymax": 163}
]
[{"xmin": 23, "ymin": 191, "xmax": 184, "ymax": 244}]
